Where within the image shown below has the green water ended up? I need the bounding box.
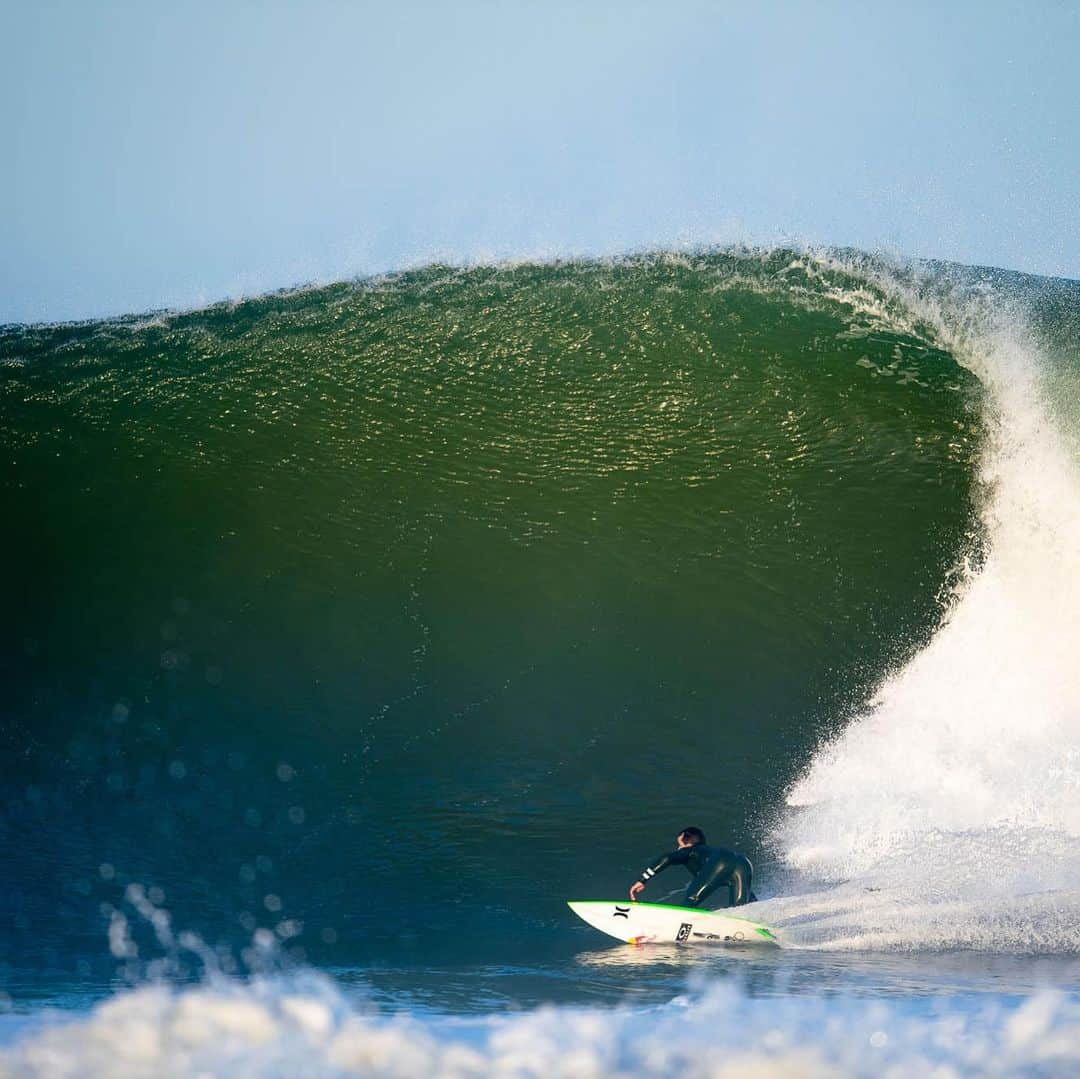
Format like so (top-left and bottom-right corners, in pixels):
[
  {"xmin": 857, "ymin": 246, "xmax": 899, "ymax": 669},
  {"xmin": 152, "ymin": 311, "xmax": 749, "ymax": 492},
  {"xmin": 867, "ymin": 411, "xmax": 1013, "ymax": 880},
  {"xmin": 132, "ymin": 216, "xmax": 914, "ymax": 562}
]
[{"xmin": 0, "ymin": 251, "xmax": 983, "ymax": 976}]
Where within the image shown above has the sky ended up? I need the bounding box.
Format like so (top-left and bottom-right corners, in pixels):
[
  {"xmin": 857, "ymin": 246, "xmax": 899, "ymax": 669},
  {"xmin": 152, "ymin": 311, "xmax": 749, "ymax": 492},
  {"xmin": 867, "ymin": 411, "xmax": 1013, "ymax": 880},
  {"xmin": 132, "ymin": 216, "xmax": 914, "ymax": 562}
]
[{"xmin": 2, "ymin": 1, "xmax": 1078, "ymax": 324}]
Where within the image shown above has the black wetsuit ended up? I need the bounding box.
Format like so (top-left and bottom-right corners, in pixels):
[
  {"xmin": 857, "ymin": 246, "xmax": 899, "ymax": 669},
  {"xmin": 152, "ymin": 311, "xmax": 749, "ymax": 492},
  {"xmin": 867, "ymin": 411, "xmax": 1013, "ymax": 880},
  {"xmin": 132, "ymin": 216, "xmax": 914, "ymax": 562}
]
[{"xmin": 637, "ymin": 844, "xmax": 755, "ymax": 908}]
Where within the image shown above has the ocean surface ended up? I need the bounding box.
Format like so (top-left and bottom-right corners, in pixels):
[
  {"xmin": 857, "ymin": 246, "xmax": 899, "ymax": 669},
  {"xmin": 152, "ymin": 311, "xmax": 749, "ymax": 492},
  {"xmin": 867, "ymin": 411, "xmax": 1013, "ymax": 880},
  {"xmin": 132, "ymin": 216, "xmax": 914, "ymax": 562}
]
[{"xmin": 1, "ymin": 248, "xmax": 1078, "ymax": 1075}]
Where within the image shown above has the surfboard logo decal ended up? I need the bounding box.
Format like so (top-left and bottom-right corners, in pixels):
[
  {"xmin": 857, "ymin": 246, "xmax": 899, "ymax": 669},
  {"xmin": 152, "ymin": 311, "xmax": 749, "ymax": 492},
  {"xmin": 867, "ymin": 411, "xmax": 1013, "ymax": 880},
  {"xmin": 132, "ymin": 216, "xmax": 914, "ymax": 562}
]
[
  {"xmin": 676, "ymin": 922, "xmax": 693, "ymax": 942},
  {"xmin": 613, "ymin": 905, "xmax": 631, "ymax": 919}
]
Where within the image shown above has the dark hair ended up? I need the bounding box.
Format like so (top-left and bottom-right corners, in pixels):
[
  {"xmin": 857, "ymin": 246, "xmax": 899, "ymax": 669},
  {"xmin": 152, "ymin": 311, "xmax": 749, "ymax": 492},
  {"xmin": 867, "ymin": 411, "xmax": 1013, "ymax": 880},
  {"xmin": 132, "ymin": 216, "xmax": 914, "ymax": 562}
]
[{"xmin": 678, "ymin": 827, "xmax": 706, "ymax": 845}]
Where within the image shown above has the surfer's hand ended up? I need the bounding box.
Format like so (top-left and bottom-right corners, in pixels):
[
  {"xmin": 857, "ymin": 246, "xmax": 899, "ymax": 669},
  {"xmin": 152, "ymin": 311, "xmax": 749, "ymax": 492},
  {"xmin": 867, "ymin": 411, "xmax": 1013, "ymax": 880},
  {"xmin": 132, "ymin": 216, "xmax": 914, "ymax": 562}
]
[{"xmin": 629, "ymin": 881, "xmax": 644, "ymax": 901}]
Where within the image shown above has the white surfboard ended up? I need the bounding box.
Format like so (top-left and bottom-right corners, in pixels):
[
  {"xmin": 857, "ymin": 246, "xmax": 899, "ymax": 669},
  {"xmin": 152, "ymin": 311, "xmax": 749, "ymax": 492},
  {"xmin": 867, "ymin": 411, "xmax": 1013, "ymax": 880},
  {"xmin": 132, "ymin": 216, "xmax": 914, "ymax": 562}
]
[{"xmin": 567, "ymin": 900, "xmax": 778, "ymax": 945}]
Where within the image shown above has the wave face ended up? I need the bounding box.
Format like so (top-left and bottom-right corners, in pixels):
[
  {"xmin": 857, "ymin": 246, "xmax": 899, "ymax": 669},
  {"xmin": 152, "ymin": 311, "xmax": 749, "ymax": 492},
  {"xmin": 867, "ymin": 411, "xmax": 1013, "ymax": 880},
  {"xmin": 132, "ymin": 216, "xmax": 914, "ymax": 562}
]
[{"xmin": 0, "ymin": 249, "xmax": 1077, "ymax": 995}]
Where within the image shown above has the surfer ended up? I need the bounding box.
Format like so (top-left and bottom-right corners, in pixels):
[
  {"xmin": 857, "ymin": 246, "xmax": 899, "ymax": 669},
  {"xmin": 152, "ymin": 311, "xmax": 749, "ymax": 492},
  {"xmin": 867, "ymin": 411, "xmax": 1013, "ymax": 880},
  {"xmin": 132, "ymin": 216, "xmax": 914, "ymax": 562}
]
[{"xmin": 629, "ymin": 827, "xmax": 756, "ymax": 907}]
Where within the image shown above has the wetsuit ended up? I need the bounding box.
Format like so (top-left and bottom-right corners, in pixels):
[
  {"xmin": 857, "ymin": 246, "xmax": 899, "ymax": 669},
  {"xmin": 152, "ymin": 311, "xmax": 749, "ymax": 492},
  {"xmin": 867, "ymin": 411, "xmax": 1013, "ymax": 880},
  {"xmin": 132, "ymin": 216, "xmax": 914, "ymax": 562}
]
[{"xmin": 637, "ymin": 844, "xmax": 755, "ymax": 908}]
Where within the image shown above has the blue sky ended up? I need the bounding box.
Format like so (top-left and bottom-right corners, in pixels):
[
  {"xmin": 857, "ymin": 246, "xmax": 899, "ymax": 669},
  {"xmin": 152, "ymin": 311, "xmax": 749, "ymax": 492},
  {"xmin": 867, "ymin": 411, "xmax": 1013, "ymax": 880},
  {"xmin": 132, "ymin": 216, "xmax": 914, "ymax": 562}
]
[{"xmin": 2, "ymin": 1, "xmax": 1078, "ymax": 323}]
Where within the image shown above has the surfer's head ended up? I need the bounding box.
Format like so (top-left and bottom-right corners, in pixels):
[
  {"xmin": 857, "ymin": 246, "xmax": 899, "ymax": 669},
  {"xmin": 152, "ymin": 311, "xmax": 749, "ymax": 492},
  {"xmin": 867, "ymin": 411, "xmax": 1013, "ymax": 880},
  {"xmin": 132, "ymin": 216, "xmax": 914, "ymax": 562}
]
[{"xmin": 677, "ymin": 827, "xmax": 705, "ymax": 847}]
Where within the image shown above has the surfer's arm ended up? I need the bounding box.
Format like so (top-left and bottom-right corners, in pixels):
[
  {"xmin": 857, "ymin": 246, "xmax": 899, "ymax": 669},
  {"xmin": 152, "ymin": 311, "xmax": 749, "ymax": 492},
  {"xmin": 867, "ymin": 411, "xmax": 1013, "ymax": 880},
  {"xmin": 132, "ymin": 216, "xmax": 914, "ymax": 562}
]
[{"xmin": 629, "ymin": 849, "xmax": 685, "ymax": 899}]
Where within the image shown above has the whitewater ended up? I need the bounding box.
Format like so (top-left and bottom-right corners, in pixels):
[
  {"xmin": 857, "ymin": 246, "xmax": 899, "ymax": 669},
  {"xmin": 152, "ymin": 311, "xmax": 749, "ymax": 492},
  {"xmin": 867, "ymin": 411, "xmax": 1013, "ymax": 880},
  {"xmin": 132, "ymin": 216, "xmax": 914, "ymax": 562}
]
[
  {"xmin": 1, "ymin": 249, "xmax": 1078, "ymax": 1076},
  {"xmin": 764, "ymin": 255, "xmax": 1080, "ymax": 955}
]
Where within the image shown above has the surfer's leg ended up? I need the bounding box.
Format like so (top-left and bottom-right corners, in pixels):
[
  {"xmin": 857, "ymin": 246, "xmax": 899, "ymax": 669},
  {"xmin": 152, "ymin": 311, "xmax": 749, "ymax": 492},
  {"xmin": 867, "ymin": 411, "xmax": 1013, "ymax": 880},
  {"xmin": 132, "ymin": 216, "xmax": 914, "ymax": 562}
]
[
  {"xmin": 685, "ymin": 865, "xmax": 729, "ymax": 908},
  {"xmin": 728, "ymin": 857, "xmax": 754, "ymax": 905},
  {"xmin": 682, "ymin": 877, "xmax": 707, "ymax": 907}
]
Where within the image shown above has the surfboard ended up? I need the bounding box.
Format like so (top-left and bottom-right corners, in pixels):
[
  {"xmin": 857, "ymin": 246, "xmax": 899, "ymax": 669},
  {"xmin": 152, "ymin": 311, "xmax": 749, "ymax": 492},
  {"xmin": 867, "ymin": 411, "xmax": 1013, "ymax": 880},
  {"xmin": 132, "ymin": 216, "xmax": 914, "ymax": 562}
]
[{"xmin": 567, "ymin": 900, "xmax": 778, "ymax": 945}]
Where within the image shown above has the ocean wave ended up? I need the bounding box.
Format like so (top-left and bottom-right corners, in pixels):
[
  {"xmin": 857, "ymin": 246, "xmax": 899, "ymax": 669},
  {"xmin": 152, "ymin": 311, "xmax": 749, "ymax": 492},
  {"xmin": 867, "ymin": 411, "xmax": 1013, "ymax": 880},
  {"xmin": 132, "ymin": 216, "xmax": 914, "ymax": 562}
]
[{"xmin": 0, "ymin": 247, "xmax": 1076, "ymax": 993}]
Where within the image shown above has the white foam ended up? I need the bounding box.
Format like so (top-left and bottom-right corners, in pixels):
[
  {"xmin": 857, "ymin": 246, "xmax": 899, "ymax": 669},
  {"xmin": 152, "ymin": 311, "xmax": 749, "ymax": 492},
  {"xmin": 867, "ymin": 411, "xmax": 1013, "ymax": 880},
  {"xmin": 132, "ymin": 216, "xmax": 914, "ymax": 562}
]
[
  {"xmin": 769, "ymin": 254, "xmax": 1080, "ymax": 951},
  {"xmin": 1, "ymin": 975, "xmax": 1077, "ymax": 1078}
]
